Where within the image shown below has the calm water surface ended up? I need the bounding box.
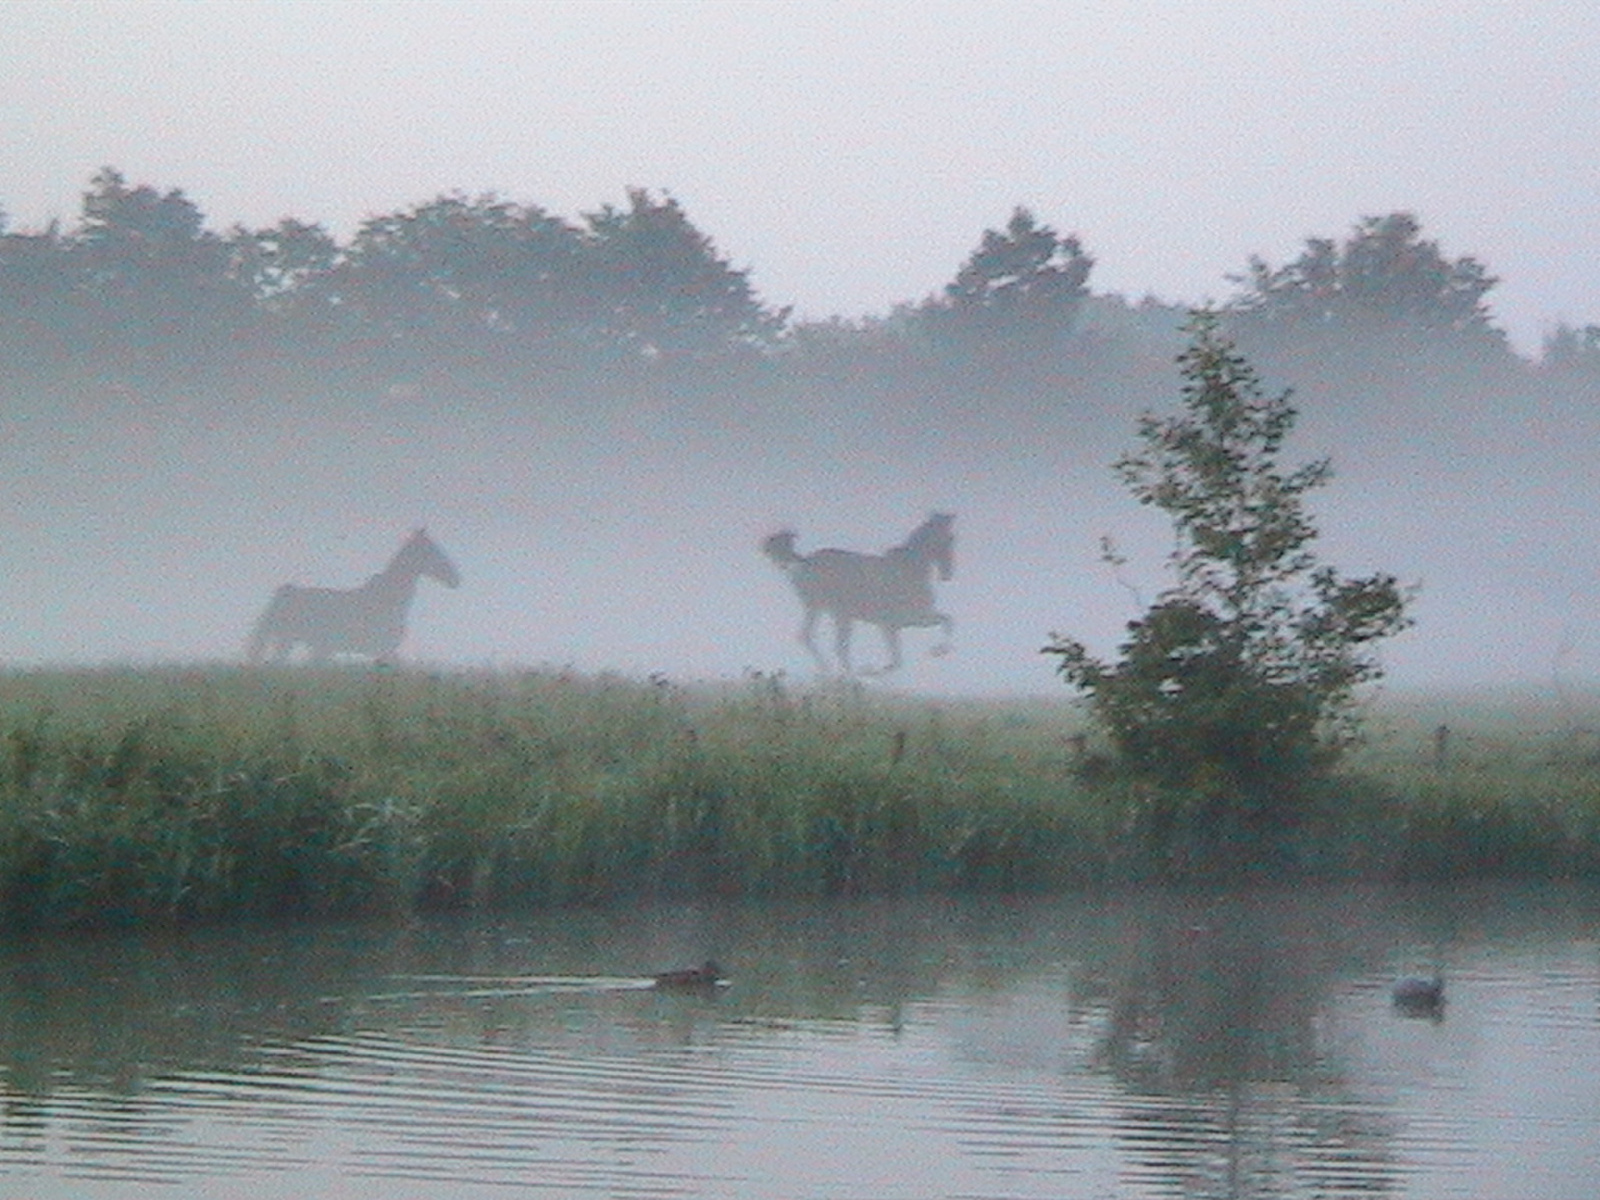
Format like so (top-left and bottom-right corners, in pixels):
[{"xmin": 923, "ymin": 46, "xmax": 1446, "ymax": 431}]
[{"xmin": 1, "ymin": 884, "xmax": 1596, "ymax": 1199}]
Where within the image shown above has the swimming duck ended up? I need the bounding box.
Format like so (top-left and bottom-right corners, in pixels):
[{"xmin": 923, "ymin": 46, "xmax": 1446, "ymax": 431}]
[
  {"xmin": 652, "ymin": 960, "xmax": 723, "ymax": 989},
  {"xmin": 1391, "ymin": 974, "xmax": 1445, "ymax": 1018}
]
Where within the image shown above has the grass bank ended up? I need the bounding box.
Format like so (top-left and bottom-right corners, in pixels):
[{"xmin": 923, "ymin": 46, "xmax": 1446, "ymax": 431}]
[{"xmin": 1, "ymin": 667, "xmax": 1597, "ymax": 929}]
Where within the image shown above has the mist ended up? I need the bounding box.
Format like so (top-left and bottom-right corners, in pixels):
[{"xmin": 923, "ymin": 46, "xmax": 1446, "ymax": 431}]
[
  {"xmin": 7, "ymin": 0, "xmax": 1600, "ymax": 701},
  {"xmin": 6, "ymin": 329, "xmax": 1597, "ymax": 698},
  {"xmin": 3, "ymin": 371, "xmax": 1114, "ymax": 693}
]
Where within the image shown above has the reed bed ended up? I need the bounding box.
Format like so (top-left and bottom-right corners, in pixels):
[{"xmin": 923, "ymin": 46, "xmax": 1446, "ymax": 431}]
[
  {"xmin": 1339, "ymin": 686, "xmax": 1600, "ymax": 880},
  {"xmin": 1, "ymin": 667, "xmax": 1597, "ymax": 929}
]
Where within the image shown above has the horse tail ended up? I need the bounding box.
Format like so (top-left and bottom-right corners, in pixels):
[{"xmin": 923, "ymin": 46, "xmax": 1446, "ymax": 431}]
[
  {"xmin": 245, "ymin": 584, "xmax": 293, "ymax": 662},
  {"xmin": 761, "ymin": 530, "xmax": 805, "ymax": 571},
  {"xmin": 244, "ymin": 619, "xmax": 269, "ymax": 664}
]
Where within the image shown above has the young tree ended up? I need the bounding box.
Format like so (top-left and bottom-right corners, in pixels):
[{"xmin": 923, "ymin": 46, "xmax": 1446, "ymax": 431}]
[{"xmin": 1044, "ymin": 312, "xmax": 1410, "ymax": 860}]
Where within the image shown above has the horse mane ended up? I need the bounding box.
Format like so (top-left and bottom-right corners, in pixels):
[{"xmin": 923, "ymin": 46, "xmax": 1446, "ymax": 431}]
[{"xmin": 897, "ymin": 512, "xmax": 954, "ymax": 554}]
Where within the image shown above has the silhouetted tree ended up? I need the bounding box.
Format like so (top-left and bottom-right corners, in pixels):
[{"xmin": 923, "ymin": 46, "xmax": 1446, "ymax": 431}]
[
  {"xmin": 332, "ymin": 193, "xmax": 591, "ymax": 370},
  {"xmin": 1229, "ymin": 212, "xmax": 1503, "ymax": 352},
  {"xmin": 219, "ymin": 218, "xmax": 343, "ymax": 365},
  {"xmin": 1539, "ymin": 321, "xmax": 1600, "ymax": 376},
  {"xmin": 582, "ymin": 188, "xmax": 785, "ymax": 360},
  {"xmin": 923, "ymin": 206, "xmax": 1093, "ymax": 359},
  {"xmin": 0, "ymin": 217, "xmax": 78, "ymax": 373},
  {"xmin": 226, "ymin": 218, "xmax": 339, "ymax": 307},
  {"xmin": 71, "ymin": 167, "xmax": 250, "ymax": 368}
]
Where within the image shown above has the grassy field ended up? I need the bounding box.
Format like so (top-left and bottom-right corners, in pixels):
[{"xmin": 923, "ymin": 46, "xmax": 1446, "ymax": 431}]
[{"xmin": 1, "ymin": 666, "xmax": 1597, "ymax": 929}]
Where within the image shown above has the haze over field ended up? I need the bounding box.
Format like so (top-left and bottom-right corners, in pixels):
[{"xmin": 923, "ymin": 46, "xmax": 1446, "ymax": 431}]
[
  {"xmin": 6, "ymin": 346, "xmax": 1597, "ymax": 695},
  {"xmin": 3, "ymin": 1, "xmax": 1598, "ymax": 695}
]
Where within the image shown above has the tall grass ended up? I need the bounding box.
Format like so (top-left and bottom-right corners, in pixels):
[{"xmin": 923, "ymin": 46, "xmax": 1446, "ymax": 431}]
[
  {"xmin": 0, "ymin": 667, "xmax": 1109, "ymax": 928},
  {"xmin": 1337, "ymin": 686, "xmax": 1600, "ymax": 880},
  {"xmin": 1, "ymin": 668, "xmax": 1597, "ymax": 929}
]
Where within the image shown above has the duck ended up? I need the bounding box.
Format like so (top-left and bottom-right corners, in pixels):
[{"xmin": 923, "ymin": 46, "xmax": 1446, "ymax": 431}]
[
  {"xmin": 1391, "ymin": 973, "xmax": 1446, "ymax": 1018},
  {"xmin": 652, "ymin": 960, "xmax": 723, "ymax": 989}
]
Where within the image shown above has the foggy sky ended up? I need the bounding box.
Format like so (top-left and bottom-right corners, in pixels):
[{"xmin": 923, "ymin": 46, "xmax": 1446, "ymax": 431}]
[
  {"xmin": 5, "ymin": 1, "xmax": 1600, "ymax": 695},
  {"xmin": 5, "ymin": 0, "xmax": 1599, "ymax": 354}
]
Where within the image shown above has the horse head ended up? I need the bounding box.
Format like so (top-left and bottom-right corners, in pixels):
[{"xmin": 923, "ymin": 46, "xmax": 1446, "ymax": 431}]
[
  {"xmin": 761, "ymin": 529, "xmax": 803, "ymax": 566},
  {"xmin": 915, "ymin": 513, "xmax": 955, "ymax": 582},
  {"xmin": 398, "ymin": 527, "xmax": 462, "ymax": 588}
]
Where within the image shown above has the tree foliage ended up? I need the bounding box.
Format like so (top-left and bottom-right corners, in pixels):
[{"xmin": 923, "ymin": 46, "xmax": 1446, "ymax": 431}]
[
  {"xmin": 226, "ymin": 217, "xmax": 340, "ymax": 308},
  {"xmin": 1044, "ymin": 313, "xmax": 1411, "ymax": 859},
  {"xmin": 0, "ymin": 170, "xmax": 1579, "ymax": 412},
  {"xmin": 1539, "ymin": 322, "xmax": 1600, "ymax": 376},
  {"xmin": 72, "ymin": 167, "xmax": 252, "ymax": 361},
  {"xmin": 0, "ymin": 169, "xmax": 790, "ymax": 384},
  {"xmin": 582, "ymin": 188, "xmax": 785, "ymax": 359},
  {"xmin": 923, "ymin": 206, "xmax": 1093, "ymax": 357},
  {"xmin": 0, "ymin": 220, "xmax": 77, "ymax": 361},
  {"xmin": 1230, "ymin": 212, "xmax": 1501, "ymax": 349},
  {"xmin": 333, "ymin": 193, "xmax": 589, "ymax": 362}
]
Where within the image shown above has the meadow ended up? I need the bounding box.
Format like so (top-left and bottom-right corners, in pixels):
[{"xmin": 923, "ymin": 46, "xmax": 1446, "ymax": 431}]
[{"xmin": 1, "ymin": 666, "xmax": 1597, "ymax": 929}]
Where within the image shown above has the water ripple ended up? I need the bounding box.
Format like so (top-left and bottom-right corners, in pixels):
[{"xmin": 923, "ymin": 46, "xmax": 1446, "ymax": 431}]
[{"xmin": 3, "ymin": 888, "xmax": 1598, "ymax": 1198}]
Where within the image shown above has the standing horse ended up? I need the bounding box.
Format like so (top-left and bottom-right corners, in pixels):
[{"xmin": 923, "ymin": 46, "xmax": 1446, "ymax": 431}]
[
  {"xmin": 762, "ymin": 513, "xmax": 954, "ymax": 676},
  {"xmin": 246, "ymin": 528, "xmax": 461, "ymax": 663}
]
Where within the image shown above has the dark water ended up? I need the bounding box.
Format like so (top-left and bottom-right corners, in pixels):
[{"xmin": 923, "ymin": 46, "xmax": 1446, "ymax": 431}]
[{"xmin": 1, "ymin": 884, "xmax": 1596, "ymax": 1199}]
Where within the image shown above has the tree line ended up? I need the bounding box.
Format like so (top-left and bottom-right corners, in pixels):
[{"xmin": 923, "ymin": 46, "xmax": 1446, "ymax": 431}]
[{"xmin": 2, "ymin": 167, "xmax": 1597, "ymax": 396}]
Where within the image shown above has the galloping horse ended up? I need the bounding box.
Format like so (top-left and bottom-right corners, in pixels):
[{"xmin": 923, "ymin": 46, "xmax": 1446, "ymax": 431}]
[
  {"xmin": 762, "ymin": 513, "xmax": 954, "ymax": 676},
  {"xmin": 246, "ymin": 528, "xmax": 461, "ymax": 663}
]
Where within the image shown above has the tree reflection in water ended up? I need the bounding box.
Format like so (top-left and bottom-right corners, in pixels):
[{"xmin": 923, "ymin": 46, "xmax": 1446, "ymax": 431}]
[{"xmin": 1083, "ymin": 887, "xmax": 1423, "ymax": 1199}]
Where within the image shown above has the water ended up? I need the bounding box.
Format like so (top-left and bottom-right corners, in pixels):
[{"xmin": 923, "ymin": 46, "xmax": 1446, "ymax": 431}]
[{"xmin": 1, "ymin": 884, "xmax": 1596, "ymax": 1199}]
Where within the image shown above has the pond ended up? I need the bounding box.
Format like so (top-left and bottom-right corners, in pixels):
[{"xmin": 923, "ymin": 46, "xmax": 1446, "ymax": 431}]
[{"xmin": 0, "ymin": 883, "xmax": 1595, "ymax": 1199}]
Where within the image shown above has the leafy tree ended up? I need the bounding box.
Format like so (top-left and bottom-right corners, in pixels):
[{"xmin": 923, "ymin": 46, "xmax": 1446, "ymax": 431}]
[
  {"xmin": 1044, "ymin": 312, "xmax": 1410, "ymax": 862},
  {"xmin": 71, "ymin": 167, "xmax": 249, "ymax": 363},
  {"xmin": 220, "ymin": 218, "xmax": 344, "ymax": 362},
  {"xmin": 923, "ymin": 206, "xmax": 1093, "ymax": 357},
  {"xmin": 0, "ymin": 219, "xmax": 78, "ymax": 371},
  {"xmin": 582, "ymin": 188, "xmax": 785, "ymax": 359},
  {"xmin": 1229, "ymin": 212, "xmax": 1502, "ymax": 348},
  {"xmin": 333, "ymin": 193, "xmax": 589, "ymax": 366},
  {"xmin": 1539, "ymin": 321, "xmax": 1600, "ymax": 375},
  {"xmin": 225, "ymin": 217, "xmax": 339, "ymax": 307},
  {"xmin": 331, "ymin": 188, "xmax": 783, "ymax": 368}
]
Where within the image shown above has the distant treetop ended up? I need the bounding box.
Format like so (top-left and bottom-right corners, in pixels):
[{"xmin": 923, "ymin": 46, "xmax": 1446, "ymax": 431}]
[{"xmin": 1227, "ymin": 212, "xmax": 1502, "ymax": 349}]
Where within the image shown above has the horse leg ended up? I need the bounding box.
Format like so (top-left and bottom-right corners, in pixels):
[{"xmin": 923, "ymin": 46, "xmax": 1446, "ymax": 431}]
[
  {"xmin": 798, "ymin": 607, "xmax": 829, "ymax": 671},
  {"xmin": 833, "ymin": 616, "xmax": 855, "ymax": 675},
  {"xmin": 862, "ymin": 625, "xmax": 903, "ymax": 676},
  {"xmin": 930, "ymin": 611, "xmax": 954, "ymax": 657}
]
